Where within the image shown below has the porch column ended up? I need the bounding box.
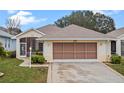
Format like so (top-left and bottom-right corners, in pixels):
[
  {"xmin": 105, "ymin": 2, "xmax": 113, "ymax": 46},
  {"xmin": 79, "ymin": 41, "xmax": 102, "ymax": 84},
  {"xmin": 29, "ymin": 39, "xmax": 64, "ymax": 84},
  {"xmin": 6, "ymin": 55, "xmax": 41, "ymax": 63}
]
[
  {"xmin": 43, "ymin": 41, "xmax": 53, "ymax": 62},
  {"xmin": 16, "ymin": 38, "xmax": 20, "ymax": 59},
  {"xmin": 106, "ymin": 40, "xmax": 111, "ymax": 61},
  {"xmin": 35, "ymin": 40, "xmax": 39, "ymax": 50},
  {"xmin": 116, "ymin": 40, "xmax": 121, "ymax": 56}
]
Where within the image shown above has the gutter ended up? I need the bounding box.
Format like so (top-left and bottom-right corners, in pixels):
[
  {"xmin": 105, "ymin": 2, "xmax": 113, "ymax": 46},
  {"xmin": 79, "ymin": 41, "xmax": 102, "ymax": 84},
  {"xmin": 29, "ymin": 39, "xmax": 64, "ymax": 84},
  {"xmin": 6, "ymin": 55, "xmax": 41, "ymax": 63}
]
[{"xmin": 36, "ymin": 37, "xmax": 117, "ymax": 41}]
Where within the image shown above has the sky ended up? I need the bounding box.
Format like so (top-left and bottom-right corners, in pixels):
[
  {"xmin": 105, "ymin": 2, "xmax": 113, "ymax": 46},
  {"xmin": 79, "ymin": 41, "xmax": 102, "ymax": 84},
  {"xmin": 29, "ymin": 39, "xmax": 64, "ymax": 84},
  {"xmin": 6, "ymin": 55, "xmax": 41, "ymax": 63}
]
[{"xmin": 0, "ymin": 10, "xmax": 124, "ymax": 32}]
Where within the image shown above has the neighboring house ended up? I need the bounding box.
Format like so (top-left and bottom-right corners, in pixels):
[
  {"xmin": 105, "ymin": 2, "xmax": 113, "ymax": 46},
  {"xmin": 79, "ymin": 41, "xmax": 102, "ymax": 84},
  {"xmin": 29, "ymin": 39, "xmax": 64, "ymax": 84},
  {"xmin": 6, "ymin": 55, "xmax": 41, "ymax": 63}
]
[
  {"xmin": 14, "ymin": 24, "xmax": 121, "ymax": 62},
  {"xmin": 107, "ymin": 28, "xmax": 124, "ymax": 56},
  {"xmin": 0, "ymin": 30, "xmax": 16, "ymax": 51}
]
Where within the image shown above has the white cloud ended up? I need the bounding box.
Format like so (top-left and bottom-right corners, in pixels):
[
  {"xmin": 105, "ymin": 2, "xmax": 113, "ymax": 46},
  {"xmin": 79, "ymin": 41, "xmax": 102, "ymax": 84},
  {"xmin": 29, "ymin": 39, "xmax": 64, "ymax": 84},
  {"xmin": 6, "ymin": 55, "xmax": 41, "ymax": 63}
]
[
  {"xmin": 16, "ymin": 11, "xmax": 32, "ymax": 16},
  {"xmin": 92, "ymin": 10, "xmax": 121, "ymax": 15},
  {"xmin": 39, "ymin": 18, "xmax": 48, "ymax": 21},
  {"xmin": 8, "ymin": 10, "xmax": 18, "ymax": 14},
  {"xmin": 9, "ymin": 11, "xmax": 47, "ymax": 25}
]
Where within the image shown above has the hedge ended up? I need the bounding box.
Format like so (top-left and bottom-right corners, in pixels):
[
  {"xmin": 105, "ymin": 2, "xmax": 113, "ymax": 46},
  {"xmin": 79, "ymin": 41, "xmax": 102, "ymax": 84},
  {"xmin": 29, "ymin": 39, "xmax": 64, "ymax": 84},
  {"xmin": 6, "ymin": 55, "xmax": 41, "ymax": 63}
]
[{"xmin": 31, "ymin": 55, "xmax": 45, "ymax": 64}]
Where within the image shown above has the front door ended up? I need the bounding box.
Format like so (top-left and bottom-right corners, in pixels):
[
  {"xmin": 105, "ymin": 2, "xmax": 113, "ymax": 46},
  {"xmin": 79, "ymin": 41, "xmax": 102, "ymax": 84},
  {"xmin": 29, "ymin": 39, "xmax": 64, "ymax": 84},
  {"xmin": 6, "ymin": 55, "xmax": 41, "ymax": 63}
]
[
  {"xmin": 111, "ymin": 41, "xmax": 116, "ymax": 54},
  {"xmin": 20, "ymin": 43, "xmax": 27, "ymax": 57}
]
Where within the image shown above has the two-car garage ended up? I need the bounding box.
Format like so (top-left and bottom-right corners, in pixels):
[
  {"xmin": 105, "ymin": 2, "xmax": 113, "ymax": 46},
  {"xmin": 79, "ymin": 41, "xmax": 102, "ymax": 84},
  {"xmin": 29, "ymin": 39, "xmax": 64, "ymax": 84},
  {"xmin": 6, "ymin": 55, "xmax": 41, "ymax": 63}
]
[
  {"xmin": 16, "ymin": 24, "xmax": 112, "ymax": 62},
  {"xmin": 53, "ymin": 43, "xmax": 97, "ymax": 59}
]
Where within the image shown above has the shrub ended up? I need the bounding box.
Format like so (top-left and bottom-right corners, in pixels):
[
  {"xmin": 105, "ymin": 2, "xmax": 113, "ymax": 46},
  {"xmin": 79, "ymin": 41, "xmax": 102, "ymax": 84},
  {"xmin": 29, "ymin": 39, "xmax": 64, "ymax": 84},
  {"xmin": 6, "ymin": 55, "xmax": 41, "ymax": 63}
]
[
  {"xmin": 9, "ymin": 51, "xmax": 16, "ymax": 58},
  {"xmin": 0, "ymin": 42, "xmax": 5, "ymax": 56},
  {"xmin": 31, "ymin": 55, "xmax": 45, "ymax": 64},
  {"xmin": 31, "ymin": 55, "xmax": 37, "ymax": 63},
  {"xmin": 0, "ymin": 42, "xmax": 2, "ymax": 47},
  {"xmin": 0, "ymin": 46, "xmax": 5, "ymax": 56},
  {"xmin": 111, "ymin": 54, "xmax": 121, "ymax": 64},
  {"xmin": 3, "ymin": 51, "xmax": 9, "ymax": 57},
  {"xmin": 36, "ymin": 52, "xmax": 43, "ymax": 55},
  {"xmin": 35, "ymin": 50, "xmax": 43, "ymax": 55},
  {"xmin": 4, "ymin": 51, "xmax": 16, "ymax": 58},
  {"xmin": 1, "ymin": 51, "xmax": 16, "ymax": 58},
  {"xmin": 37, "ymin": 56, "xmax": 45, "ymax": 63}
]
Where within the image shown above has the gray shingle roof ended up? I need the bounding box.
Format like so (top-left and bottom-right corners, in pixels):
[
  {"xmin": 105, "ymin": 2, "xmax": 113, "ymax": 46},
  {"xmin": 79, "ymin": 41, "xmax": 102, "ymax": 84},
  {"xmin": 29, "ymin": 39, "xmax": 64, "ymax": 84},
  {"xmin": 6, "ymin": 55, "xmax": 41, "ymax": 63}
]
[
  {"xmin": 37, "ymin": 24, "xmax": 115, "ymax": 39},
  {"xmin": 0, "ymin": 30, "xmax": 13, "ymax": 38},
  {"xmin": 107, "ymin": 27, "xmax": 124, "ymax": 38},
  {"xmin": 37, "ymin": 24, "xmax": 63, "ymax": 35}
]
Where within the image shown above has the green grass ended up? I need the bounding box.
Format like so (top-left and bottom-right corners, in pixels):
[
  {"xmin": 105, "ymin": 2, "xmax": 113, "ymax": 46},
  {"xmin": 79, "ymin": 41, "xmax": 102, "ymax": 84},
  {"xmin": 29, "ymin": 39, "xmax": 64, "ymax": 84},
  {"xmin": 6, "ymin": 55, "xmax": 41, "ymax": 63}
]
[
  {"xmin": 0, "ymin": 58, "xmax": 48, "ymax": 83},
  {"xmin": 107, "ymin": 57, "xmax": 124, "ymax": 76}
]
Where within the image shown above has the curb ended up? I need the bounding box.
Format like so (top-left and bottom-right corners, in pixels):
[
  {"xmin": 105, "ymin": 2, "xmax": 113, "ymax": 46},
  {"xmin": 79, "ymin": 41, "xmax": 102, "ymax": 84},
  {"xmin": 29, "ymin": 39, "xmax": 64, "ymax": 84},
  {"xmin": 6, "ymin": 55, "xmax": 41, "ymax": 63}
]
[
  {"xmin": 47, "ymin": 63, "xmax": 52, "ymax": 83},
  {"xmin": 101, "ymin": 62, "xmax": 124, "ymax": 80}
]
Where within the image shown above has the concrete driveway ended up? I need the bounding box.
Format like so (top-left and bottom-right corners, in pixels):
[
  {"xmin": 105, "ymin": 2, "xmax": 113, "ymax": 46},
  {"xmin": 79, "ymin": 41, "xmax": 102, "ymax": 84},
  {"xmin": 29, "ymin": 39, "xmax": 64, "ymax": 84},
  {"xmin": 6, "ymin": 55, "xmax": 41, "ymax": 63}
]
[{"xmin": 47, "ymin": 62, "xmax": 124, "ymax": 83}]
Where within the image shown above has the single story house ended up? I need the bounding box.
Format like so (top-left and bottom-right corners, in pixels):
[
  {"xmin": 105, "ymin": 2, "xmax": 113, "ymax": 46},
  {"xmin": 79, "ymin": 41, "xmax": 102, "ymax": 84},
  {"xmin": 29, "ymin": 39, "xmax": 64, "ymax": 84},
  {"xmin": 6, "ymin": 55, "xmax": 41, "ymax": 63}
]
[
  {"xmin": 14, "ymin": 24, "xmax": 123, "ymax": 62},
  {"xmin": 107, "ymin": 28, "xmax": 124, "ymax": 56},
  {"xmin": 0, "ymin": 29, "xmax": 16, "ymax": 51}
]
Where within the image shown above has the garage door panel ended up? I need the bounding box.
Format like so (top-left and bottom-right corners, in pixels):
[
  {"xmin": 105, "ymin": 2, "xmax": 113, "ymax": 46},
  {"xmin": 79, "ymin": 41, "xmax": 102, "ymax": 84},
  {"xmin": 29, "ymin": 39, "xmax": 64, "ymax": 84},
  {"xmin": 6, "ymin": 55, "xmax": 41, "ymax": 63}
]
[
  {"xmin": 75, "ymin": 43, "xmax": 85, "ymax": 51},
  {"xmin": 86, "ymin": 43, "xmax": 97, "ymax": 51},
  {"xmin": 53, "ymin": 53, "xmax": 63, "ymax": 59},
  {"xmin": 63, "ymin": 52, "xmax": 74, "ymax": 59},
  {"xmin": 86, "ymin": 52, "xmax": 97, "ymax": 59},
  {"xmin": 53, "ymin": 43, "xmax": 63, "ymax": 52},
  {"xmin": 75, "ymin": 53, "xmax": 85, "ymax": 59},
  {"xmin": 63, "ymin": 43, "xmax": 74, "ymax": 51}
]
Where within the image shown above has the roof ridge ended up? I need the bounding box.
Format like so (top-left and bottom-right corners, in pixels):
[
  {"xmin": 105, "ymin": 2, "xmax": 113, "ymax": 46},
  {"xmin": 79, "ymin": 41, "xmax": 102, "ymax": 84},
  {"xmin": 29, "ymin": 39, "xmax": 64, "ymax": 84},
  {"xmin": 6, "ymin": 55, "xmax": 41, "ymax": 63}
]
[
  {"xmin": 37, "ymin": 24, "xmax": 57, "ymax": 30},
  {"xmin": 63, "ymin": 24, "xmax": 106, "ymax": 35}
]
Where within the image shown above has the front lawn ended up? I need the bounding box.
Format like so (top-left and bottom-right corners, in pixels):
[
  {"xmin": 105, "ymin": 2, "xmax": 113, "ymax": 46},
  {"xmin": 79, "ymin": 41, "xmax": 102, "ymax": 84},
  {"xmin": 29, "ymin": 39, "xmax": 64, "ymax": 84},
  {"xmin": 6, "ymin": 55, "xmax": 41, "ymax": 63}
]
[
  {"xmin": 0, "ymin": 58, "xmax": 48, "ymax": 83},
  {"xmin": 106, "ymin": 57, "xmax": 124, "ymax": 76}
]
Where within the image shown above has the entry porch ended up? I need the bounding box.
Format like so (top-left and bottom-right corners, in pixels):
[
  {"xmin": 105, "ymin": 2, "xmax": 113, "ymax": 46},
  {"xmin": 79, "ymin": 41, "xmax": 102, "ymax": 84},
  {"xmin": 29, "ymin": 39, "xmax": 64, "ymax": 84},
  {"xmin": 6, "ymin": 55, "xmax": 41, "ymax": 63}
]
[
  {"xmin": 15, "ymin": 29, "xmax": 45, "ymax": 60},
  {"xmin": 19, "ymin": 37, "xmax": 43, "ymax": 57}
]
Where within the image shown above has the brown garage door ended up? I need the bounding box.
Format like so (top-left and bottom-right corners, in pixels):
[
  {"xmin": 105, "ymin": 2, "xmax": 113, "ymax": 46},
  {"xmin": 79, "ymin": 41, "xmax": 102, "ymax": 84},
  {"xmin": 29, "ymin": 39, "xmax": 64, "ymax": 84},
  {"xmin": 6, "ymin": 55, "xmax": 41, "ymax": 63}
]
[{"xmin": 53, "ymin": 43, "xmax": 97, "ymax": 59}]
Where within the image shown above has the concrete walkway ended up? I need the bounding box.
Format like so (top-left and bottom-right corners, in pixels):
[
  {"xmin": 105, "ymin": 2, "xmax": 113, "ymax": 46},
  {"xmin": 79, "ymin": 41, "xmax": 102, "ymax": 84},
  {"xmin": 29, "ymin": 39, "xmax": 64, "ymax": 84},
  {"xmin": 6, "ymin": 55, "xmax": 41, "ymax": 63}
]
[
  {"xmin": 19, "ymin": 58, "xmax": 31, "ymax": 67},
  {"xmin": 19, "ymin": 58, "xmax": 48, "ymax": 67},
  {"xmin": 47, "ymin": 62, "xmax": 124, "ymax": 83}
]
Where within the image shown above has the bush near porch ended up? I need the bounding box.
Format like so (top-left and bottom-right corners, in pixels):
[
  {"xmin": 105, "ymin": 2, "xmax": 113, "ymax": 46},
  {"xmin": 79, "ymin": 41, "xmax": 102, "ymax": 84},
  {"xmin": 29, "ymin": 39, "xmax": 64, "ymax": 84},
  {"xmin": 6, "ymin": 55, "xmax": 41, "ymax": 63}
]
[
  {"xmin": 31, "ymin": 55, "xmax": 45, "ymax": 64},
  {"xmin": 111, "ymin": 54, "xmax": 121, "ymax": 64},
  {"xmin": 106, "ymin": 56, "xmax": 124, "ymax": 76}
]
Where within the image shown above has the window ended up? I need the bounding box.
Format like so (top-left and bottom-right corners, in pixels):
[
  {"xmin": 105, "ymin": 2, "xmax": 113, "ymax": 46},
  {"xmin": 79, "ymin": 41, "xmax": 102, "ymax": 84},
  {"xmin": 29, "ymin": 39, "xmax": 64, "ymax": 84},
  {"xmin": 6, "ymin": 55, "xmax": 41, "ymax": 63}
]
[
  {"xmin": 39, "ymin": 43, "xmax": 43, "ymax": 52},
  {"xmin": 5, "ymin": 39, "xmax": 7, "ymax": 48},
  {"xmin": 32, "ymin": 38, "xmax": 36, "ymax": 52},
  {"xmin": 111, "ymin": 41, "xmax": 116, "ymax": 54},
  {"xmin": 20, "ymin": 38, "xmax": 26, "ymax": 42},
  {"xmin": 8, "ymin": 39, "xmax": 10, "ymax": 48}
]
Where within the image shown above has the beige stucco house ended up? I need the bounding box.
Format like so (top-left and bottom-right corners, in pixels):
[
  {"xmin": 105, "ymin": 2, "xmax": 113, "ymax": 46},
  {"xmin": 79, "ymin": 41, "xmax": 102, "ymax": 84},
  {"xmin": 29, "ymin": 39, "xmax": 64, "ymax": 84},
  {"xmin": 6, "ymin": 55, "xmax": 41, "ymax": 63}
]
[{"xmin": 14, "ymin": 24, "xmax": 123, "ymax": 62}]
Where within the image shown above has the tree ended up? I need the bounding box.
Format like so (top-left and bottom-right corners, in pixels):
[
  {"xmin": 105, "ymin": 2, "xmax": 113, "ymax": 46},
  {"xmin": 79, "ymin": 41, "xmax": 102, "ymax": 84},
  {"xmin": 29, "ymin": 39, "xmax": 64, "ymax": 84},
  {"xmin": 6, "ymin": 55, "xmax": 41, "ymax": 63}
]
[
  {"xmin": 94, "ymin": 13, "xmax": 116, "ymax": 33},
  {"xmin": 6, "ymin": 17, "xmax": 22, "ymax": 35},
  {"xmin": 55, "ymin": 11, "xmax": 116, "ymax": 34}
]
